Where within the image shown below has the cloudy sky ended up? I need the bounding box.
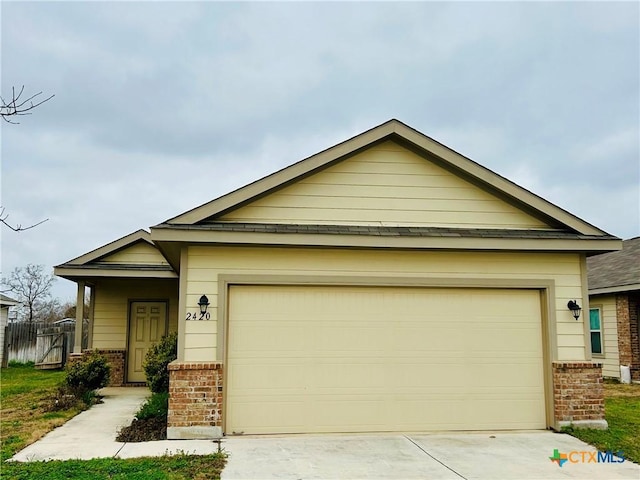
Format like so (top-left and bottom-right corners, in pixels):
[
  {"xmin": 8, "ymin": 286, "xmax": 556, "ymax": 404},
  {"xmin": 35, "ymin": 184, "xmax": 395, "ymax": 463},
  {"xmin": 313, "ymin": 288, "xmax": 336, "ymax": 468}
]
[{"xmin": 1, "ymin": 1, "xmax": 639, "ymax": 301}]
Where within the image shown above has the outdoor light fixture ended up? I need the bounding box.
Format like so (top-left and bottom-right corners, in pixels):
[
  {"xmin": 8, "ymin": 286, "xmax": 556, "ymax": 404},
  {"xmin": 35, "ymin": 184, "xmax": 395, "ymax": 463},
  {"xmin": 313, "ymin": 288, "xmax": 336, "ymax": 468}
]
[
  {"xmin": 198, "ymin": 295, "xmax": 210, "ymax": 315},
  {"xmin": 567, "ymin": 300, "xmax": 582, "ymax": 321}
]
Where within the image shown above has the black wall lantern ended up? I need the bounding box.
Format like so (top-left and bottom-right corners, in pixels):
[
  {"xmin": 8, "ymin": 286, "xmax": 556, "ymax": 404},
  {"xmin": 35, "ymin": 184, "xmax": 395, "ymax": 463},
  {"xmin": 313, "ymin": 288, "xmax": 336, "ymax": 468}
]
[
  {"xmin": 567, "ymin": 300, "xmax": 582, "ymax": 321},
  {"xmin": 198, "ymin": 295, "xmax": 210, "ymax": 315}
]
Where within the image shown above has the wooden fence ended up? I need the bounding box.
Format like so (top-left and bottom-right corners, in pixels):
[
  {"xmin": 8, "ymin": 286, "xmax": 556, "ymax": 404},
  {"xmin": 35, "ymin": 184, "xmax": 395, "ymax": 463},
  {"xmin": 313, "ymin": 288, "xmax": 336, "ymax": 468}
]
[{"xmin": 2, "ymin": 321, "xmax": 89, "ymax": 368}]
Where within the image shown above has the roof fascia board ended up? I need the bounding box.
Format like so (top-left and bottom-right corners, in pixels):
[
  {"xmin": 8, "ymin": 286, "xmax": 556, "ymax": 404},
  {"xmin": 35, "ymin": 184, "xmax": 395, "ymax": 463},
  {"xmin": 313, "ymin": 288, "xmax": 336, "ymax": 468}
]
[
  {"xmin": 150, "ymin": 226, "xmax": 621, "ymax": 253},
  {"xmin": 165, "ymin": 121, "xmax": 397, "ymax": 225},
  {"xmin": 54, "ymin": 266, "xmax": 178, "ymax": 279},
  {"xmin": 589, "ymin": 284, "xmax": 640, "ymax": 295},
  {"xmin": 59, "ymin": 230, "xmax": 157, "ymax": 266}
]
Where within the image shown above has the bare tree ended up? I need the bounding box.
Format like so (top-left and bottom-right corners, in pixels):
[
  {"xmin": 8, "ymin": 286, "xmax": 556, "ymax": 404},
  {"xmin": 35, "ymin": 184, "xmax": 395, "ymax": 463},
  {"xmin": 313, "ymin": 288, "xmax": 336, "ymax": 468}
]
[
  {"xmin": 0, "ymin": 206, "xmax": 49, "ymax": 232},
  {"xmin": 2, "ymin": 264, "xmax": 56, "ymax": 322},
  {"xmin": 1, "ymin": 85, "xmax": 54, "ymax": 124},
  {"xmin": 1, "ymin": 86, "xmax": 53, "ymax": 231}
]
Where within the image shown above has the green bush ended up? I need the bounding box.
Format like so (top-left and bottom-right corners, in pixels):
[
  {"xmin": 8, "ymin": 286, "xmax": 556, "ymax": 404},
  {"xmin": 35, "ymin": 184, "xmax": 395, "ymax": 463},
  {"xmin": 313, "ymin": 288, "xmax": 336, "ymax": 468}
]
[
  {"xmin": 143, "ymin": 331, "xmax": 177, "ymax": 393},
  {"xmin": 64, "ymin": 351, "xmax": 110, "ymax": 403},
  {"xmin": 136, "ymin": 392, "xmax": 169, "ymax": 420}
]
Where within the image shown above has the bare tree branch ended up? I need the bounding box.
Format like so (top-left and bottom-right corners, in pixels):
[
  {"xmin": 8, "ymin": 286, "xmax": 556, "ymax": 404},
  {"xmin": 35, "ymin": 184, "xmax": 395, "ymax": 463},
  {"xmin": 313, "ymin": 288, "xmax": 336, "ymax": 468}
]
[
  {"xmin": 0, "ymin": 206, "xmax": 49, "ymax": 232},
  {"xmin": 1, "ymin": 85, "xmax": 55, "ymax": 124}
]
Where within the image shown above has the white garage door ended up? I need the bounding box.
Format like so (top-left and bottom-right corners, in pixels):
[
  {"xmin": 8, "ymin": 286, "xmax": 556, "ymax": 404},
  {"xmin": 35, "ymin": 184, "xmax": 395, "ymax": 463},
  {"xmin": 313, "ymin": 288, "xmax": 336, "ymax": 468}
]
[{"xmin": 226, "ymin": 285, "xmax": 546, "ymax": 434}]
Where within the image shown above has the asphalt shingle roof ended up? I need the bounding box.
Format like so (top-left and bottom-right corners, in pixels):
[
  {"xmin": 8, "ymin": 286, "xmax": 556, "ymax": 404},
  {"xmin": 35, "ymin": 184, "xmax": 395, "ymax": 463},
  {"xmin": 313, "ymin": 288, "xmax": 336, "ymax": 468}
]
[
  {"xmin": 155, "ymin": 222, "xmax": 616, "ymax": 241},
  {"xmin": 587, "ymin": 236, "xmax": 640, "ymax": 291}
]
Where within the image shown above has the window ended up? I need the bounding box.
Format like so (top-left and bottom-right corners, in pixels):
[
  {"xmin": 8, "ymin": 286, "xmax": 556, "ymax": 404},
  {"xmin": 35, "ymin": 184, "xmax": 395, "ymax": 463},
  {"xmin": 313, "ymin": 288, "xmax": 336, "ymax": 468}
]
[{"xmin": 590, "ymin": 308, "xmax": 603, "ymax": 355}]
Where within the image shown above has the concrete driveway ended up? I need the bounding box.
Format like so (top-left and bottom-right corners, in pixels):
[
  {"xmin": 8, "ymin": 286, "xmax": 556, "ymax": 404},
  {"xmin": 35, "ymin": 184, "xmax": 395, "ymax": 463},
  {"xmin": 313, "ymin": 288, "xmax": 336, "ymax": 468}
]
[{"xmin": 221, "ymin": 432, "xmax": 640, "ymax": 480}]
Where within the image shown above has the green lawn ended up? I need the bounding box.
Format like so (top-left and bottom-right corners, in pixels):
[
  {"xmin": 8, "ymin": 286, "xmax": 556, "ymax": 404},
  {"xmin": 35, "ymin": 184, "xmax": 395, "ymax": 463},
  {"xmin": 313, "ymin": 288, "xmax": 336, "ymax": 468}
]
[
  {"xmin": 564, "ymin": 382, "xmax": 640, "ymax": 464},
  {"xmin": 1, "ymin": 363, "xmax": 226, "ymax": 479},
  {"xmin": 1, "ymin": 453, "xmax": 227, "ymax": 480},
  {"xmin": 0, "ymin": 363, "xmax": 82, "ymax": 461}
]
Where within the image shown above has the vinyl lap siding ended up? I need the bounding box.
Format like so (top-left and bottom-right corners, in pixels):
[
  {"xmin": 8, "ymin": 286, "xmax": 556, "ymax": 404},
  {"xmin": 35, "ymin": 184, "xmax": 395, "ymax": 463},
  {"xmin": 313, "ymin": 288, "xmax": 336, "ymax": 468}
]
[
  {"xmin": 100, "ymin": 242, "xmax": 169, "ymax": 265},
  {"xmin": 183, "ymin": 246, "xmax": 585, "ymax": 362},
  {"xmin": 220, "ymin": 141, "xmax": 550, "ymax": 230},
  {"xmin": 92, "ymin": 279, "xmax": 178, "ymax": 349}
]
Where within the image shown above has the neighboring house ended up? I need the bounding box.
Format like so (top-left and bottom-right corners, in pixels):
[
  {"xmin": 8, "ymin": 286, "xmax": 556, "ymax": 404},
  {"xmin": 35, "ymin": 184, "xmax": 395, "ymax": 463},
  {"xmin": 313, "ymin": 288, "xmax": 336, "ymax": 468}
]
[
  {"xmin": 0, "ymin": 294, "xmax": 19, "ymax": 367},
  {"xmin": 587, "ymin": 237, "xmax": 640, "ymax": 382},
  {"xmin": 55, "ymin": 119, "xmax": 621, "ymax": 439}
]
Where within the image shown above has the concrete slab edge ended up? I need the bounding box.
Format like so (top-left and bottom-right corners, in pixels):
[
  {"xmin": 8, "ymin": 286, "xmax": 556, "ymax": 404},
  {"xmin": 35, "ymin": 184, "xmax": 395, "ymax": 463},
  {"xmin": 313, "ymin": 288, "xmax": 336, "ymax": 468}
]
[
  {"xmin": 167, "ymin": 426, "xmax": 222, "ymax": 439},
  {"xmin": 557, "ymin": 419, "xmax": 609, "ymax": 430}
]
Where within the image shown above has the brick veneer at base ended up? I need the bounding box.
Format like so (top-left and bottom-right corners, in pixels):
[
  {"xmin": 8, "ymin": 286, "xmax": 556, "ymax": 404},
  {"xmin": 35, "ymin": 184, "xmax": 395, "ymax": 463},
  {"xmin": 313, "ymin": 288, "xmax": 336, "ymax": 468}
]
[
  {"xmin": 167, "ymin": 361, "xmax": 223, "ymax": 439},
  {"xmin": 68, "ymin": 349, "xmax": 125, "ymax": 386},
  {"xmin": 553, "ymin": 361, "xmax": 607, "ymax": 430}
]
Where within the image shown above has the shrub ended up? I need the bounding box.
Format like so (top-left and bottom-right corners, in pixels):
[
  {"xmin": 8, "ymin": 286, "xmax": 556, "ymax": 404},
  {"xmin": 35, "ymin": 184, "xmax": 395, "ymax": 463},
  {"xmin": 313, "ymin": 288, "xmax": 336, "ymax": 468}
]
[
  {"xmin": 64, "ymin": 351, "xmax": 110, "ymax": 403},
  {"xmin": 116, "ymin": 392, "xmax": 169, "ymax": 442},
  {"xmin": 136, "ymin": 392, "xmax": 169, "ymax": 420},
  {"xmin": 143, "ymin": 331, "xmax": 177, "ymax": 393}
]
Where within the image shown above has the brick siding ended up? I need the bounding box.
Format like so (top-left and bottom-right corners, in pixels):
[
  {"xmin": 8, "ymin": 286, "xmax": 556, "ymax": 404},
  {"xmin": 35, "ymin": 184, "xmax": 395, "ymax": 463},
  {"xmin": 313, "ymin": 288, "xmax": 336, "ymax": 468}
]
[
  {"xmin": 629, "ymin": 293, "xmax": 640, "ymax": 381},
  {"xmin": 616, "ymin": 295, "xmax": 632, "ymax": 367},
  {"xmin": 94, "ymin": 349, "xmax": 125, "ymax": 386},
  {"xmin": 616, "ymin": 293, "xmax": 640, "ymax": 382},
  {"xmin": 167, "ymin": 361, "xmax": 223, "ymax": 430},
  {"xmin": 552, "ymin": 361, "xmax": 604, "ymax": 424}
]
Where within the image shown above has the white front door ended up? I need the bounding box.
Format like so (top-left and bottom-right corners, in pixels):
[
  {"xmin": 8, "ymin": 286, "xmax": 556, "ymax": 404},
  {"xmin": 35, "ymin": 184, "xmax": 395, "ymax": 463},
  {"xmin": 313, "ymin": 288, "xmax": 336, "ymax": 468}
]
[{"xmin": 128, "ymin": 302, "xmax": 167, "ymax": 383}]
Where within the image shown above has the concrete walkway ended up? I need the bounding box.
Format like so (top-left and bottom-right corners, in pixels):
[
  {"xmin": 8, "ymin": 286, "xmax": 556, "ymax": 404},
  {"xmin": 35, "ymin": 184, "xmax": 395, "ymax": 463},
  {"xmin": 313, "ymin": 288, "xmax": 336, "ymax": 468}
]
[
  {"xmin": 11, "ymin": 387, "xmax": 222, "ymax": 462},
  {"xmin": 10, "ymin": 388, "xmax": 640, "ymax": 479}
]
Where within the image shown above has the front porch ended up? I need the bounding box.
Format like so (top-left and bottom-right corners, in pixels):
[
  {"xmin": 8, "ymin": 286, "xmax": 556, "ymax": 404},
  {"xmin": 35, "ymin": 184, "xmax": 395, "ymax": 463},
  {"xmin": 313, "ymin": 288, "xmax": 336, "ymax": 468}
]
[{"xmin": 54, "ymin": 230, "xmax": 179, "ymax": 386}]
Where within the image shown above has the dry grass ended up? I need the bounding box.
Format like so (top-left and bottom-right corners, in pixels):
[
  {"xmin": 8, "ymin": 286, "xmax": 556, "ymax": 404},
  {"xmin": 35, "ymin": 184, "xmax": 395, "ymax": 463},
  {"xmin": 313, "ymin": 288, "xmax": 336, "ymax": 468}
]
[{"xmin": 603, "ymin": 381, "xmax": 640, "ymax": 398}]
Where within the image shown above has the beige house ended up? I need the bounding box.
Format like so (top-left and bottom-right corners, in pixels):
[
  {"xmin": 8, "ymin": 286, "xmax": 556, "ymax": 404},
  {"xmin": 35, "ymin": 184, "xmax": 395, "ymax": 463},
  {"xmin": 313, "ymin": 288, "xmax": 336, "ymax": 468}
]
[
  {"xmin": 55, "ymin": 119, "xmax": 621, "ymax": 439},
  {"xmin": 587, "ymin": 237, "xmax": 640, "ymax": 382}
]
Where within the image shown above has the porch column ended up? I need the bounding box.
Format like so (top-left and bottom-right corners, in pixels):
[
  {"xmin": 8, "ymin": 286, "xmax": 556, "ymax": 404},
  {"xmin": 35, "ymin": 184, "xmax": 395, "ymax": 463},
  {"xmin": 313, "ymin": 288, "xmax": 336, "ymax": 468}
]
[
  {"xmin": 87, "ymin": 285, "xmax": 95, "ymax": 349},
  {"xmin": 74, "ymin": 281, "xmax": 85, "ymax": 354}
]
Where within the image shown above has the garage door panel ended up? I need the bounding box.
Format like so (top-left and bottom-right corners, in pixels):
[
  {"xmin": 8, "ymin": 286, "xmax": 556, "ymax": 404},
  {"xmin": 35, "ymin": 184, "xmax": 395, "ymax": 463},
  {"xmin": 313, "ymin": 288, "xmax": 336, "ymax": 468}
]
[
  {"xmin": 392, "ymin": 325, "xmax": 463, "ymax": 352},
  {"xmin": 226, "ymin": 285, "xmax": 546, "ymax": 434},
  {"xmin": 311, "ymin": 363, "xmax": 388, "ymax": 390},
  {"xmin": 229, "ymin": 323, "xmax": 308, "ymax": 355},
  {"xmin": 313, "ymin": 399, "xmax": 386, "ymax": 431},
  {"xmin": 314, "ymin": 326, "xmax": 389, "ymax": 354},
  {"xmin": 228, "ymin": 363, "xmax": 308, "ymax": 393},
  {"xmin": 228, "ymin": 399, "xmax": 307, "ymax": 434}
]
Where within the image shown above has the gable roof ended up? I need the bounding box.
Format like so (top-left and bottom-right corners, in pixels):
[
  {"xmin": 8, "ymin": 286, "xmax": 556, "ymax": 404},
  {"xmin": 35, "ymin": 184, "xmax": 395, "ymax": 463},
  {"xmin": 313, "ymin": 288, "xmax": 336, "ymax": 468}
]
[
  {"xmin": 55, "ymin": 229, "xmax": 177, "ymax": 280},
  {"xmin": 588, "ymin": 236, "xmax": 640, "ymax": 294},
  {"xmin": 161, "ymin": 119, "xmax": 609, "ymax": 237},
  {"xmin": 59, "ymin": 229, "xmax": 155, "ymax": 266}
]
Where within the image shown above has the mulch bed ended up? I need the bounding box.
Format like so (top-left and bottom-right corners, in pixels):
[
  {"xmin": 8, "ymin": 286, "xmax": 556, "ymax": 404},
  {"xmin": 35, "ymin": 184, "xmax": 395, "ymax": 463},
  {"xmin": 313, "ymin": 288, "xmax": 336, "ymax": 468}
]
[{"xmin": 116, "ymin": 416, "xmax": 167, "ymax": 442}]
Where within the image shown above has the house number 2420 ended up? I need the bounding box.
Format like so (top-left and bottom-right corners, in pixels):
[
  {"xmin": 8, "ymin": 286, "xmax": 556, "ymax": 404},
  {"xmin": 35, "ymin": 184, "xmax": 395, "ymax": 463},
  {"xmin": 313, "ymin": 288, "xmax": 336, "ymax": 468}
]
[{"xmin": 186, "ymin": 312, "xmax": 211, "ymax": 321}]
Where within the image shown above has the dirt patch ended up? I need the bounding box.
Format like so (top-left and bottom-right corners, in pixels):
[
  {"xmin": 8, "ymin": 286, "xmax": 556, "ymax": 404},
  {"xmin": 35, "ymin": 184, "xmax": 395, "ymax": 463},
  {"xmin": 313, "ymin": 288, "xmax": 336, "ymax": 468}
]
[{"xmin": 116, "ymin": 416, "xmax": 167, "ymax": 442}]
